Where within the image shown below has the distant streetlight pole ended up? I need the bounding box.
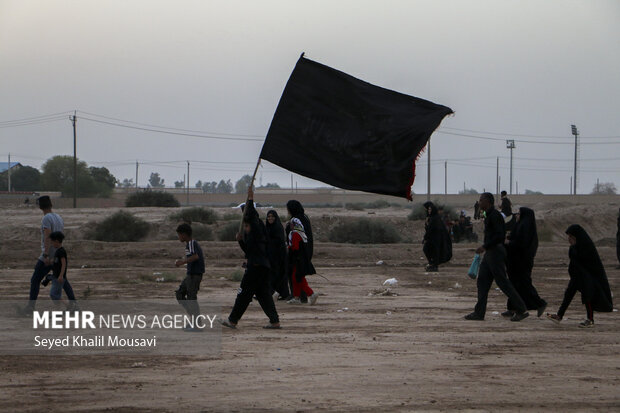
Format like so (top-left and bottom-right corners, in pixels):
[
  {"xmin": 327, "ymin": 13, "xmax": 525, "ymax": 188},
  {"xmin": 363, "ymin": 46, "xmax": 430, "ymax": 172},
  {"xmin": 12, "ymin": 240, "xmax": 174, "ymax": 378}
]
[
  {"xmin": 186, "ymin": 161, "xmax": 190, "ymax": 206},
  {"xmin": 7, "ymin": 153, "xmax": 11, "ymax": 192},
  {"xmin": 427, "ymin": 139, "xmax": 431, "ymax": 201},
  {"xmin": 571, "ymin": 124, "xmax": 579, "ymax": 195},
  {"xmin": 496, "ymin": 157, "xmax": 499, "ymax": 198},
  {"xmin": 506, "ymin": 139, "xmax": 515, "ymax": 195},
  {"xmin": 444, "ymin": 161, "xmax": 447, "ymax": 197},
  {"xmin": 71, "ymin": 111, "xmax": 77, "ymax": 208}
]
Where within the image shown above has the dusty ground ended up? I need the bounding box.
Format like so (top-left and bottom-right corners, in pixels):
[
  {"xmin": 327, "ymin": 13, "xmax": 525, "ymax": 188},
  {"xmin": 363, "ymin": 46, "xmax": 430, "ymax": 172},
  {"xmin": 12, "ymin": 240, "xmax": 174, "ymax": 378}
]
[{"xmin": 1, "ymin": 203, "xmax": 619, "ymax": 412}]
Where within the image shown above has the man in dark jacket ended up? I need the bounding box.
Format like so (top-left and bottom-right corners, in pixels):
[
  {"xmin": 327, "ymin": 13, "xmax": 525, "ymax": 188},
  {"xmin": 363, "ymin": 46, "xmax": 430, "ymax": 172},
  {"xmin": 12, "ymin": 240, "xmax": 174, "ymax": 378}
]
[
  {"xmin": 222, "ymin": 187, "xmax": 280, "ymax": 329},
  {"xmin": 500, "ymin": 191, "xmax": 512, "ymax": 217},
  {"xmin": 616, "ymin": 208, "xmax": 620, "ymax": 269},
  {"xmin": 465, "ymin": 192, "xmax": 528, "ymax": 322}
]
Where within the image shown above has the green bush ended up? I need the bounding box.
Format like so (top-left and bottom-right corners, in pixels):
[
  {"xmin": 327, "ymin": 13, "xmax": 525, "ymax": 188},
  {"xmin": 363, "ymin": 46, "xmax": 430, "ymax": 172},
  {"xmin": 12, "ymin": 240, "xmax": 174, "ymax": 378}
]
[
  {"xmin": 345, "ymin": 202, "xmax": 365, "ymax": 211},
  {"xmin": 125, "ymin": 191, "xmax": 180, "ymax": 207},
  {"xmin": 87, "ymin": 210, "xmax": 150, "ymax": 242},
  {"xmin": 222, "ymin": 211, "xmax": 241, "ymax": 221},
  {"xmin": 328, "ymin": 218, "xmax": 401, "ymax": 244},
  {"xmin": 303, "ymin": 203, "xmax": 342, "ymax": 208},
  {"xmin": 191, "ymin": 223, "xmax": 214, "ymax": 241},
  {"xmin": 537, "ymin": 220, "xmax": 554, "ymax": 242},
  {"xmin": 227, "ymin": 269, "xmax": 244, "ymax": 282},
  {"xmin": 218, "ymin": 221, "xmax": 240, "ymax": 241},
  {"xmin": 345, "ymin": 200, "xmax": 392, "ymax": 210},
  {"xmin": 408, "ymin": 204, "xmax": 428, "ymax": 221},
  {"xmin": 408, "ymin": 200, "xmax": 457, "ymax": 221},
  {"xmin": 169, "ymin": 207, "xmax": 218, "ymax": 224},
  {"xmin": 367, "ymin": 199, "xmax": 391, "ymax": 209}
]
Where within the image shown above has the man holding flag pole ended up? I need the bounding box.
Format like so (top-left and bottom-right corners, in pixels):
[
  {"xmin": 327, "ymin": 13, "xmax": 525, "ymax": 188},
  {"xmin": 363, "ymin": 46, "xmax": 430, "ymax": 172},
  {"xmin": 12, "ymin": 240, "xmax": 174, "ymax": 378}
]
[{"xmin": 220, "ymin": 53, "xmax": 452, "ymax": 329}]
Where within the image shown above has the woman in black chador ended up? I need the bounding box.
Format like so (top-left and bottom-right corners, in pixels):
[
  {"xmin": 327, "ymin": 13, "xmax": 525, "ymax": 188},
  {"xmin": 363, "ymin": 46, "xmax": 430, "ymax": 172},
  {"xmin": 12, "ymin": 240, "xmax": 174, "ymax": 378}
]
[
  {"xmin": 422, "ymin": 201, "xmax": 452, "ymax": 272},
  {"xmin": 504, "ymin": 207, "xmax": 547, "ymax": 318},
  {"xmin": 286, "ymin": 200, "xmax": 316, "ymax": 302},
  {"xmin": 547, "ymin": 224, "xmax": 614, "ymax": 328},
  {"xmin": 265, "ymin": 210, "xmax": 290, "ymax": 300}
]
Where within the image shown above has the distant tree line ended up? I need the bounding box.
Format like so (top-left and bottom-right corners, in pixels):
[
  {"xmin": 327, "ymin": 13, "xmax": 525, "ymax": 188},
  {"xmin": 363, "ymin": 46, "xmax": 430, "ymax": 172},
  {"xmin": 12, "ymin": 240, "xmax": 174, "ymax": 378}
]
[{"xmin": 0, "ymin": 155, "xmax": 117, "ymax": 197}]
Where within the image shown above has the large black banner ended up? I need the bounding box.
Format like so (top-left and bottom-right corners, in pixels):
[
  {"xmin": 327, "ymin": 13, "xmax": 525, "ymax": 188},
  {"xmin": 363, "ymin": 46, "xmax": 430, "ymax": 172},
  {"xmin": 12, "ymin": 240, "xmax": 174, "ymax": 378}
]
[{"xmin": 260, "ymin": 56, "xmax": 453, "ymax": 200}]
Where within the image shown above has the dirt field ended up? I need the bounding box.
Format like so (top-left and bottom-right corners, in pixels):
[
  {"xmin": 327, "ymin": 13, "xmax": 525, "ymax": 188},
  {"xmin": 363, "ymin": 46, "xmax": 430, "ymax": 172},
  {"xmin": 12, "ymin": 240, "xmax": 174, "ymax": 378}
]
[{"xmin": 1, "ymin": 202, "xmax": 619, "ymax": 412}]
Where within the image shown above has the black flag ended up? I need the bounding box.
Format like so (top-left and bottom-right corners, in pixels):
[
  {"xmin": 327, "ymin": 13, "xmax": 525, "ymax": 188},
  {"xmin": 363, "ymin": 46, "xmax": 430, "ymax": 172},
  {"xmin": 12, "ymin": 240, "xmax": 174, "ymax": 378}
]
[{"xmin": 260, "ymin": 56, "xmax": 453, "ymax": 200}]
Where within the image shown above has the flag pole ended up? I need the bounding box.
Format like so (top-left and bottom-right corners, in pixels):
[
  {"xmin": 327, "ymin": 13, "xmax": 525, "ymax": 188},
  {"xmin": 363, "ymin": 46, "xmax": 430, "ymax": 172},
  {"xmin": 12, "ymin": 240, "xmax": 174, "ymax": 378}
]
[{"xmin": 239, "ymin": 157, "xmax": 262, "ymax": 231}]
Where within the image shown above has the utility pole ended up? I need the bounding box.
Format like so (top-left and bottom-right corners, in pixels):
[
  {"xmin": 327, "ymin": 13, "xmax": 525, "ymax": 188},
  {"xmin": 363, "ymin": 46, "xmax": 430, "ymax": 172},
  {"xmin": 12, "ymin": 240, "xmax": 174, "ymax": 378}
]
[
  {"xmin": 135, "ymin": 161, "xmax": 139, "ymax": 190},
  {"xmin": 291, "ymin": 174, "xmax": 294, "ymax": 192},
  {"xmin": 516, "ymin": 181, "xmax": 519, "ymax": 195},
  {"xmin": 496, "ymin": 157, "xmax": 499, "ymax": 198},
  {"xmin": 427, "ymin": 139, "xmax": 431, "ymax": 201},
  {"xmin": 444, "ymin": 161, "xmax": 447, "ymax": 196},
  {"xmin": 71, "ymin": 111, "xmax": 77, "ymax": 208},
  {"xmin": 571, "ymin": 124, "xmax": 579, "ymax": 195},
  {"xmin": 7, "ymin": 153, "xmax": 11, "ymax": 192},
  {"xmin": 506, "ymin": 140, "xmax": 515, "ymax": 195},
  {"xmin": 186, "ymin": 161, "xmax": 190, "ymax": 206},
  {"xmin": 570, "ymin": 176, "xmax": 572, "ymax": 194}
]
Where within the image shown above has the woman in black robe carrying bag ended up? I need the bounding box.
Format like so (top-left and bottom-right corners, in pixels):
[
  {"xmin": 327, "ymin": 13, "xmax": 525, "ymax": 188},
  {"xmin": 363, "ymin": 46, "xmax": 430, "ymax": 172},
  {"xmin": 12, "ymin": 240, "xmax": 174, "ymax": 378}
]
[
  {"xmin": 547, "ymin": 224, "xmax": 613, "ymax": 328},
  {"xmin": 504, "ymin": 207, "xmax": 547, "ymax": 317}
]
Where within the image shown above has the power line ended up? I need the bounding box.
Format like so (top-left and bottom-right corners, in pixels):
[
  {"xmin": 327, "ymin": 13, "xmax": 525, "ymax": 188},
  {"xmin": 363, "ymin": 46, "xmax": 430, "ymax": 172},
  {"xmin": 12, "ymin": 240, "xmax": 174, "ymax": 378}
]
[
  {"xmin": 448, "ymin": 160, "xmax": 620, "ymax": 173},
  {"xmin": 0, "ymin": 116, "xmax": 68, "ymax": 128},
  {"xmin": 78, "ymin": 116, "xmax": 265, "ymax": 142},
  {"xmin": 435, "ymin": 130, "xmax": 620, "ymax": 145},
  {"xmin": 77, "ymin": 110, "xmax": 264, "ymax": 138},
  {"xmin": 0, "ymin": 111, "xmax": 71, "ymax": 124},
  {"xmin": 441, "ymin": 126, "xmax": 620, "ymax": 140}
]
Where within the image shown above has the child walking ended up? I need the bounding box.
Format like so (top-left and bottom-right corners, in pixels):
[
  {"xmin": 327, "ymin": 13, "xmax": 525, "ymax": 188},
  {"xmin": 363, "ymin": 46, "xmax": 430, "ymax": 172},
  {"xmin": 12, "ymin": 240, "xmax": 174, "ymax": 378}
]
[
  {"xmin": 174, "ymin": 223, "xmax": 205, "ymax": 332},
  {"xmin": 49, "ymin": 232, "xmax": 68, "ymax": 306}
]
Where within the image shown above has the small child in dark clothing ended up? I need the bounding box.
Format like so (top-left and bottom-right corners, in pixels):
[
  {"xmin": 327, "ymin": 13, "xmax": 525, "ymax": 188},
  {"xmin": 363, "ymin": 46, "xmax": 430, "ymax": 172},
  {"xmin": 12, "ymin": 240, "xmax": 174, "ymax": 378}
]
[
  {"xmin": 49, "ymin": 232, "xmax": 67, "ymax": 304},
  {"xmin": 174, "ymin": 224, "xmax": 205, "ymax": 331}
]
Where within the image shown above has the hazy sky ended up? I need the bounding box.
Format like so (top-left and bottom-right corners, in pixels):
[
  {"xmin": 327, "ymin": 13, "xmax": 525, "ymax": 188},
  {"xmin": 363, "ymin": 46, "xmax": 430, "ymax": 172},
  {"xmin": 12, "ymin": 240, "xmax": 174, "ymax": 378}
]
[{"xmin": 1, "ymin": 0, "xmax": 619, "ymax": 195}]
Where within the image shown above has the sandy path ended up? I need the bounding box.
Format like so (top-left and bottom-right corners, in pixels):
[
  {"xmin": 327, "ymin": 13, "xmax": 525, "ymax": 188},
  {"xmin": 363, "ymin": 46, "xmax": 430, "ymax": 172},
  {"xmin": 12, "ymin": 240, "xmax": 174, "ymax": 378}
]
[{"xmin": 1, "ymin": 205, "xmax": 619, "ymax": 411}]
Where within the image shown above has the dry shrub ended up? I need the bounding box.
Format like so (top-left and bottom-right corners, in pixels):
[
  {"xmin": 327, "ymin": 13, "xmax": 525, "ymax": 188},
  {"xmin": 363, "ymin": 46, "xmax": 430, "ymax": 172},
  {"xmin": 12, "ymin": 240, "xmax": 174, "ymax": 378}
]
[
  {"xmin": 86, "ymin": 210, "xmax": 150, "ymax": 242},
  {"xmin": 218, "ymin": 221, "xmax": 240, "ymax": 241},
  {"xmin": 125, "ymin": 191, "xmax": 180, "ymax": 207},
  {"xmin": 191, "ymin": 223, "xmax": 214, "ymax": 241},
  {"xmin": 328, "ymin": 218, "xmax": 401, "ymax": 244},
  {"xmin": 169, "ymin": 207, "xmax": 218, "ymax": 224}
]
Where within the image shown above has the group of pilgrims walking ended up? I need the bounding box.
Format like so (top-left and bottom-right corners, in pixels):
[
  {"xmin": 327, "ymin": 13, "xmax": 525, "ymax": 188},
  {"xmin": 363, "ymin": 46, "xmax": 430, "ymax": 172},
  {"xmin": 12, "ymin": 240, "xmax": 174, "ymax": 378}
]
[
  {"xmin": 423, "ymin": 192, "xmax": 615, "ymax": 328},
  {"xmin": 220, "ymin": 187, "xmax": 318, "ymax": 329},
  {"xmin": 22, "ymin": 188, "xmax": 616, "ymax": 331}
]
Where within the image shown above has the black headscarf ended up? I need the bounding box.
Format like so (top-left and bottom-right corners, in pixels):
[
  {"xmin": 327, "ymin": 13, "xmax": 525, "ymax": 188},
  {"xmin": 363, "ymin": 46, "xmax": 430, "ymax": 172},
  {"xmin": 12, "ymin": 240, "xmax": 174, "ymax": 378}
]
[
  {"xmin": 286, "ymin": 200, "xmax": 314, "ymax": 258},
  {"xmin": 423, "ymin": 201, "xmax": 438, "ymax": 217},
  {"xmin": 265, "ymin": 210, "xmax": 285, "ymax": 243},
  {"xmin": 565, "ymin": 224, "xmax": 613, "ymax": 311},
  {"xmin": 508, "ymin": 207, "xmax": 538, "ymax": 262}
]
